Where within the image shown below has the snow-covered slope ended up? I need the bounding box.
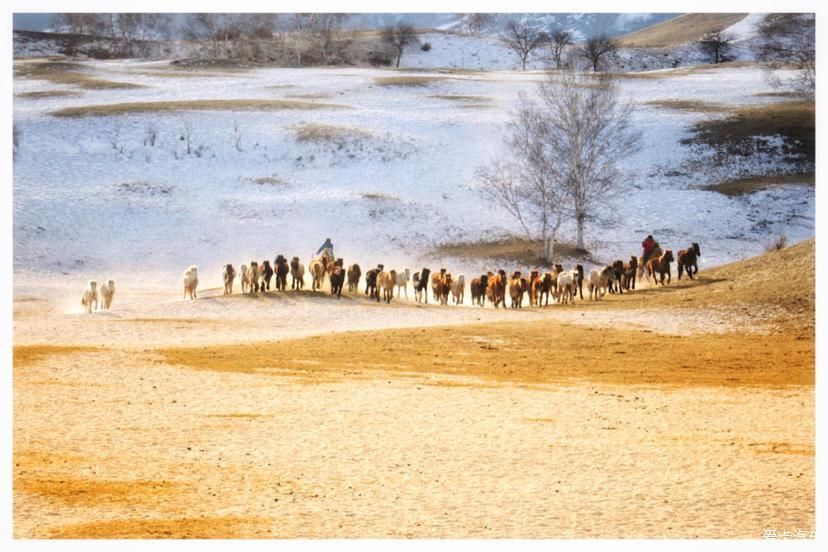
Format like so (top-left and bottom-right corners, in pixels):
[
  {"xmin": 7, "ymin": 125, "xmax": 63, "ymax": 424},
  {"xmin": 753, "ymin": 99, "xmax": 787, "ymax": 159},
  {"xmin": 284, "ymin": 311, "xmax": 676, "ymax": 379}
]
[{"xmin": 13, "ymin": 60, "xmax": 813, "ymax": 294}]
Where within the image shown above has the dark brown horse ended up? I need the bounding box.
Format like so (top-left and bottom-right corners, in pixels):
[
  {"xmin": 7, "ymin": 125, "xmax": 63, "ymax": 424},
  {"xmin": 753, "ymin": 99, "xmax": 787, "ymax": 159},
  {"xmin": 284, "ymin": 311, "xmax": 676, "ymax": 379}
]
[
  {"xmin": 470, "ymin": 273, "xmax": 489, "ymax": 307},
  {"xmin": 347, "ymin": 263, "xmax": 361, "ymax": 292},
  {"xmin": 260, "ymin": 260, "xmax": 274, "ymax": 291},
  {"xmin": 539, "ymin": 273, "xmax": 554, "ymax": 306},
  {"xmin": 677, "ymin": 242, "xmax": 701, "ymax": 280},
  {"xmin": 621, "ymin": 256, "xmax": 638, "ymax": 290},
  {"xmin": 274, "ymin": 255, "xmax": 289, "ymax": 291},
  {"xmin": 608, "ymin": 260, "xmax": 624, "ymax": 294},
  {"xmin": 328, "ymin": 258, "xmax": 345, "ymax": 298}
]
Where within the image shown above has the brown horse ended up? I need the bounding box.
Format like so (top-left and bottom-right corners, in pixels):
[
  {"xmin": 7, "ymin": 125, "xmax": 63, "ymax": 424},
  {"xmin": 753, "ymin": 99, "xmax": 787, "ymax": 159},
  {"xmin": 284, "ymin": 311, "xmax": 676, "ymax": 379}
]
[
  {"xmin": 376, "ymin": 268, "xmax": 397, "ymax": 303},
  {"xmin": 528, "ymin": 270, "xmax": 541, "ymax": 306},
  {"xmin": 436, "ymin": 272, "xmax": 453, "ymax": 305},
  {"xmin": 647, "ymin": 249, "xmax": 675, "ymax": 286},
  {"xmin": 638, "ymin": 244, "xmax": 663, "ymax": 281},
  {"xmin": 486, "ymin": 270, "xmax": 507, "ymax": 308},
  {"xmin": 621, "ymin": 256, "xmax": 638, "ymax": 290},
  {"xmin": 309, "ymin": 258, "xmax": 326, "ymax": 291},
  {"xmin": 509, "ymin": 271, "xmax": 527, "ymax": 308},
  {"xmin": 677, "ymin": 242, "xmax": 701, "ymax": 280}
]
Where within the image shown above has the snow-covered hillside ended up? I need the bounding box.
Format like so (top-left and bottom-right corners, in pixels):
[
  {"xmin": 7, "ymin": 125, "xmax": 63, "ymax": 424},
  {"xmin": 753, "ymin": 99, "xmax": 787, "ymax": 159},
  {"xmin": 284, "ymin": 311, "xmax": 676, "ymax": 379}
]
[{"xmin": 13, "ymin": 59, "xmax": 813, "ymax": 294}]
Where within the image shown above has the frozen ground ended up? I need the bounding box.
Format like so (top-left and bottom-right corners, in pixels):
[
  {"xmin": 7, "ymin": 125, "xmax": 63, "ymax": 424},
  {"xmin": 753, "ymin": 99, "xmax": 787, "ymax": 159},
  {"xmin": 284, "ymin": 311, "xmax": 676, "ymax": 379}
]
[{"xmin": 13, "ymin": 59, "xmax": 814, "ymax": 296}]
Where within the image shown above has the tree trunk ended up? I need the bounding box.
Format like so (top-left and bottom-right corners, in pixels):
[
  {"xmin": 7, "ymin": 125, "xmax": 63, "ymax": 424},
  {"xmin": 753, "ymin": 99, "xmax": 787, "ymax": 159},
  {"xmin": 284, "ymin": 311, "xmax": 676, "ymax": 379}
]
[
  {"xmin": 576, "ymin": 213, "xmax": 585, "ymax": 250},
  {"xmin": 522, "ymin": 56, "xmax": 527, "ymax": 70},
  {"xmin": 544, "ymin": 237, "xmax": 557, "ymax": 264},
  {"xmin": 396, "ymin": 50, "xmax": 402, "ymax": 67}
]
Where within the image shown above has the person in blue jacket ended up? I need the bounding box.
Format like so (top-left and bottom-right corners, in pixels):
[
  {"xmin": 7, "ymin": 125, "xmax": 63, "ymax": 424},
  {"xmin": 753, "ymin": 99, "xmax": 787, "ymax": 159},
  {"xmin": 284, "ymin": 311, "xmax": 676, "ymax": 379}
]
[{"xmin": 316, "ymin": 238, "xmax": 334, "ymax": 259}]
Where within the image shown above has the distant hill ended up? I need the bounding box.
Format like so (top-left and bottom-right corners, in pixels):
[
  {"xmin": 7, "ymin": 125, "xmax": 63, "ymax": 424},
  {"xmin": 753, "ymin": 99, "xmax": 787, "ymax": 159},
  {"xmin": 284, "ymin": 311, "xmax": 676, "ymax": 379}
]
[
  {"xmin": 354, "ymin": 13, "xmax": 679, "ymax": 39},
  {"xmin": 617, "ymin": 13, "xmax": 748, "ymax": 48},
  {"xmin": 15, "ymin": 12, "xmax": 679, "ymax": 41}
]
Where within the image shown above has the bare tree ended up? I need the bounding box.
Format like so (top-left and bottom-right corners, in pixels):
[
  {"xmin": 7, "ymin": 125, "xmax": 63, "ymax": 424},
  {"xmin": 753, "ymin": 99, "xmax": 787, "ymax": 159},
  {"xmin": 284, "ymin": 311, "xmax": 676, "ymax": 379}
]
[
  {"xmin": 315, "ymin": 14, "xmax": 350, "ymax": 64},
  {"xmin": 582, "ymin": 35, "xmax": 617, "ymax": 72},
  {"xmin": 144, "ymin": 123, "xmax": 158, "ymax": 147},
  {"xmin": 182, "ymin": 120, "xmax": 193, "ymax": 156},
  {"xmin": 544, "ymin": 72, "xmax": 640, "ymax": 249},
  {"xmin": 479, "ymin": 71, "xmax": 640, "ymax": 255},
  {"xmin": 233, "ymin": 119, "xmax": 243, "ymax": 152},
  {"xmin": 53, "ymin": 13, "xmax": 103, "ymax": 35},
  {"xmin": 187, "ymin": 13, "xmax": 248, "ymax": 59},
  {"xmin": 503, "ymin": 20, "xmax": 548, "ymax": 70},
  {"xmin": 698, "ymin": 29, "xmax": 734, "ymax": 64},
  {"xmin": 381, "ymin": 22, "xmax": 419, "ymax": 68},
  {"xmin": 755, "ymin": 13, "xmax": 815, "ymax": 99},
  {"xmin": 477, "ymin": 101, "xmax": 570, "ymax": 263},
  {"xmin": 289, "ymin": 14, "xmax": 318, "ymax": 67},
  {"xmin": 458, "ymin": 13, "xmax": 495, "ymax": 36},
  {"xmin": 549, "ymin": 29, "xmax": 573, "ymax": 69}
]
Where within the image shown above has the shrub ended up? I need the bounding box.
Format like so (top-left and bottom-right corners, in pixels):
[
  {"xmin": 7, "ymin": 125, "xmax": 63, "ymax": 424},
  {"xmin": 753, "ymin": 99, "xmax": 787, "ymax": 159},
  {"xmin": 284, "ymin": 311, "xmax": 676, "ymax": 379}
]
[
  {"xmin": 13, "ymin": 124, "xmax": 20, "ymax": 159},
  {"xmin": 420, "ymin": 42, "xmax": 432, "ymax": 52},
  {"xmin": 766, "ymin": 234, "xmax": 788, "ymax": 252},
  {"xmin": 368, "ymin": 51, "xmax": 393, "ymax": 66}
]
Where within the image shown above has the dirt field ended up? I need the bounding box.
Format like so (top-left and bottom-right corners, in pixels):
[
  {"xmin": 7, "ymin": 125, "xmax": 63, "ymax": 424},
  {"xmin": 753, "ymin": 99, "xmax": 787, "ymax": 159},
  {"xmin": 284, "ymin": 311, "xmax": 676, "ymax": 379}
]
[{"xmin": 12, "ymin": 240, "xmax": 815, "ymax": 538}]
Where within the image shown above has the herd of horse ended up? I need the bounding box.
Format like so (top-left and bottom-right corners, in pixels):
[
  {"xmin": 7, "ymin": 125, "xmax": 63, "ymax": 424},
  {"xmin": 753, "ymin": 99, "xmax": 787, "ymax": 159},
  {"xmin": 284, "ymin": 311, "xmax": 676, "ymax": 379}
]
[{"xmin": 205, "ymin": 241, "xmax": 702, "ymax": 308}]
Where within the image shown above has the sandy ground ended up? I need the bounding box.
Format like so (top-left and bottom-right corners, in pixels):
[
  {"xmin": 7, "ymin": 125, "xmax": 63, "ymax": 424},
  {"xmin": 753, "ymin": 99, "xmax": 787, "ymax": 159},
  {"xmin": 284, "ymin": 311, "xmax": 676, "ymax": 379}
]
[{"xmin": 12, "ymin": 270, "xmax": 815, "ymax": 538}]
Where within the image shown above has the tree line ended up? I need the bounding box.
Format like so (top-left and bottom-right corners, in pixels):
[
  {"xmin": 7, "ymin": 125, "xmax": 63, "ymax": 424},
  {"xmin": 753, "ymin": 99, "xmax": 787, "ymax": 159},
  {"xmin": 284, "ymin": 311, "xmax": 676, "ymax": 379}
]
[{"xmin": 53, "ymin": 12, "xmax": 815, "ymax": 97}]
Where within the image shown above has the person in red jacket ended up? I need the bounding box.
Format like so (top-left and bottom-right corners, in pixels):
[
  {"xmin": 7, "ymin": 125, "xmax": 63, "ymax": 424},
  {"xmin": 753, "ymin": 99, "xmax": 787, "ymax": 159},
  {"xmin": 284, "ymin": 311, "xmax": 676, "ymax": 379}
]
[{"xmin": 641, "ymin": 234, "xmax": 657, "ymax": 264}]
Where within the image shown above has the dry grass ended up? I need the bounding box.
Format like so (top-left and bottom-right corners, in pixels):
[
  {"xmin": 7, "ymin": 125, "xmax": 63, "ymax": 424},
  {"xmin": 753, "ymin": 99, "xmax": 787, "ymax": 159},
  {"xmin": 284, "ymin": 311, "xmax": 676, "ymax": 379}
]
[
  {"xmin": 291, "ymin": 123, "xmax": 371, "ymax": 143},
  {"xmin": 754, "ymin": 91, "xmax": 803, "ymax": 98},
  {"xmin": 358, "ymin": 192, "xmax": 400, "ymax": 202},
  {"xmin": 432, "ymin": 237, "xmax": 594, "ymax": 266},
  {"xmin": 645, "ymin": 99, "xmax": 732, "ymax": 113},
  {"xmin": 13, "ymin": 345, "xmax": 101, "ymax": 368},
  {"xmin": 49, "ymin": 516, "xmax": 275, "ymax": 539},
  {"xmin": 608, "ymin": 62, "xmax": 759, "ymax": 81},
  {"xmin": 286, "ymin": 92, "xmax": 331, "ymax": 99},
  {"xmin": 249, "ymin": 176, "xmax": 289, "ymax": 186},
  {"xmin": 51, "ymin": 99, "xmax": 347, "ymax": 118},
  {"xmin": 15, "ymin": 89, "xmax": 81, "ymax": 99},
  {"xmin": 158, "ymin": 320, "xmax": 812, "ymax": 389},
  {"xmin": 14, "ymin": 61, "xmax": 144, "ymax": 90},
  {"xmin": 683, "ymin": 100, "xmax": 815, "ymax": 162},
  {"xmin": 374, "ymin": 76, "xmax": 448, "ymax": 87},
  {"xmin": 703, "ymin": 171, "xmax": 815, "ymax": 196},
  {"xmin": 429, "ymin": 94, "xmax": 492, "ymax": 102},
  {"xmin": 618, "ymin": 13, "xmax": 748, "ymax": 48}
]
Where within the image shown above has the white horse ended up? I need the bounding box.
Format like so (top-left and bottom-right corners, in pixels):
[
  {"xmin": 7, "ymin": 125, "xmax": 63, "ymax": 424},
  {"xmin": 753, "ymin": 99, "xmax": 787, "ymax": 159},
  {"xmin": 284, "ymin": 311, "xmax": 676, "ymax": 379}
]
[
  {"xmin": 81, "ymin": 280, "xmax": 98, "ymax": 313},
  {"xmin": 99, "ymin": 279, "xmax": 115, "ymax": 309},
  {"xmin": 395, "ymin": 267, "xmax": 411, "ymax": 299},
  {"xmin": 183, "ymin": 266, "xmax": 199, "ymax": 299}
]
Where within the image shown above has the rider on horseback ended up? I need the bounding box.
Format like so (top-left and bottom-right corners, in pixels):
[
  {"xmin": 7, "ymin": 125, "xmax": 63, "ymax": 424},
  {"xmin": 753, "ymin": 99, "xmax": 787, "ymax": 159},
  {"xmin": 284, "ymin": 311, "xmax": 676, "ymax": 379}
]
[
  {"xmin": 316, "ymin": 238, "xmax": 334, "ymax": 260},
  {"xmin": 641, "ymin": 234, "xmax": 658, "ymax": 264}
]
